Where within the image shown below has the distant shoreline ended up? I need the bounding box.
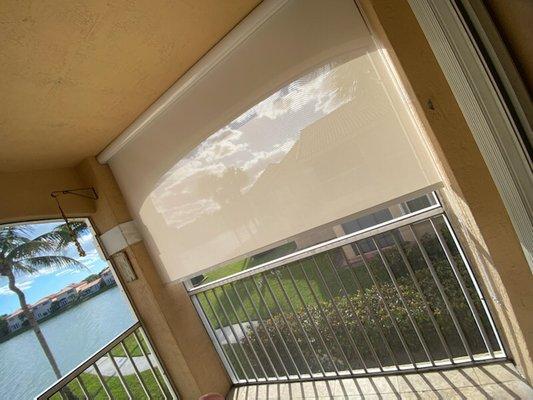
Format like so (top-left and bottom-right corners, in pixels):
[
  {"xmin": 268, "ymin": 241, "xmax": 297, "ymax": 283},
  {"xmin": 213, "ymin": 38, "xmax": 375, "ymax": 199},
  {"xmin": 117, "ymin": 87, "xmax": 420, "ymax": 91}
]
[{"xmin": 0, "ymin": 283, "xmax": 117, "ymax": 343}]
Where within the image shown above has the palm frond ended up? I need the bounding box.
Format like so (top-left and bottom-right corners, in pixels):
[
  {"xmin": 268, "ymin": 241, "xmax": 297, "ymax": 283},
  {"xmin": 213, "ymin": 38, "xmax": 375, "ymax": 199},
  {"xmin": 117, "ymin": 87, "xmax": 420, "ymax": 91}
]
[
  {"xmin": 6, "ymin": 239, "xmax": 55, "ymax": 263},
  {"xmin": 10, "ymin": 261, "xmax": 41, "ymax": 276},
  {"xmin": 0, "ymin": 228, "xmax": 31, "ymax": 257},
  {"xmin": 38, "ymin": 222, "xmax": 90, "ymax": 250},
  {"xmin": 0, "ymin": 225, "xmax": 33, "ymax": 239},
  {"xmin": 14, "ymin": 255, "xmax": 85, "ymax": 275}
]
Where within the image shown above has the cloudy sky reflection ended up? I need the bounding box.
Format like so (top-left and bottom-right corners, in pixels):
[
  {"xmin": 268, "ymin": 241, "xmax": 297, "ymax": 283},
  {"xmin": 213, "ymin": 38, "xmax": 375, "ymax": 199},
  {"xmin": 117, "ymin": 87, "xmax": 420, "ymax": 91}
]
[{"xmin": 151, "ymin": 59, "xmax": 359, "ymax": 229}]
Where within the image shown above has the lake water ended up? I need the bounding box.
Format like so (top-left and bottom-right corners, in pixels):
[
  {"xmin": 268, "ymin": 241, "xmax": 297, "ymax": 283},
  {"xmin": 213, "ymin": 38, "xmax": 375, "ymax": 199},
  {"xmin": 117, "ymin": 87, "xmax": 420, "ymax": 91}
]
[{"xmin": 0, "ymin": 287, "xmax": 137, "ymax": 400}]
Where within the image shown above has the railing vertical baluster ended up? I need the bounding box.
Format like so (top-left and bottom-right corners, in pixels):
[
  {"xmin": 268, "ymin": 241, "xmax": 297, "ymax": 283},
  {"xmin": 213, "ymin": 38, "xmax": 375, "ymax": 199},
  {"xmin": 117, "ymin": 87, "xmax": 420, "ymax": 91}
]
[
  {"xmin": 439, "ymin": 215, "xmax": 505, "ymax": 354},
  {"xmin": 201, "ymin": 291, "xmax": 249, "ymax": 383},
  {"xmin": 93, "ymin": 364, "xmax": 114, "ymax": 400},
  {"xmin": 132, "ymin": 329, "xmax": 171, "ymax": 399},
  {"xmin": 254, "ymin": 276, "xmax": 313, "ymax": 378},
  {"xmin": 220, "ymin": 285, "xmax": 269, "ymax": 380},
  {"xmin": 429, "ymin": 217, "xmax": 494, "ymax": 357},
  {"xmin": 212, "ymin": 287, "xmax": 260, "ymax": 381},
  {"xmin": 324, "ymin": 251, "xmax": 385, "ymax": 371},
  {"xmin": 296, "ymin": 260, "xmax": 356, "ymax": 374},
  {"xmin": 353, "ymin": 241, "xmax": 417, "ymax": 367},
  {"xmin": 121, "ymin": 341, "xmax": 152, "ymax": 399},
  {"xmin": 241, "ymin": 278, "xmax": 292, "ymax": 379},
  {"xmin": 273, "ymin": 269, "xmax": 333, "ymax": 376},
  {"xmin": 371, "ymin": 236, "xmax": 435, "ymax": 365},
  {"xmin": 76, "ymin": 376, "xmax": 91, "ymax": 400},
  {"xmin": 390, "ymin": 232, "xmax": 454, "ymax": 363},
  {"xmin": 192, "ymin": 294, "xmax": 240, "ymax": 383},
  {"xmin": 409, "ymin": 224, "xmax": 474, "ymax": 361},
  {"xmin": 107, "ymin": 351, "xmax": 133, "ymax": 399},
  {"xmin": 336, "ymin": 249, "xmax": 399, "ymax": 367},
  {"xmin": 230, "ymin": 282, "xmax": 280, "ymax": 379},
  {"xmin": 138, "ymin": 328, "xmax": 177, "ymax": 400},
  {"xmin": 263, "ymin": 271, "xmax": 326, "ymax": 376},
  {"xmin": 310, "ymin": 256, "xmax": 369, "ymax": 373}
]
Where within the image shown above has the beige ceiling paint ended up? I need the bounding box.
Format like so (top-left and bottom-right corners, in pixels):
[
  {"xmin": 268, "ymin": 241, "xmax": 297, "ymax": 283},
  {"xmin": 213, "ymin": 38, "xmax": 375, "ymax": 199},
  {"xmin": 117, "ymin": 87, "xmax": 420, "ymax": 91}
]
[{"xmin": 0, "ymin": 0, "xmax": 260, "ymax": 171}]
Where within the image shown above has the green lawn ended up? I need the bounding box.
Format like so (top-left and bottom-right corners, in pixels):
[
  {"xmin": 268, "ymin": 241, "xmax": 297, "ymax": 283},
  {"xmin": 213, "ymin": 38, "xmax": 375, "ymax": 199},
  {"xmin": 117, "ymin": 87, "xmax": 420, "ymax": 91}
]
[
  {"xmin": 199, "ymin": 242, "xmax": 297, "ymax": 286},
  {"xmin": 48, "ymin": 328, "xmax": 167, "ymax": 399},
  {"xmin": 198, "ymin": 251, "xmax": 373, "ymax": 328},
  {"xmin": 109, "ymin": 331, "xmax": 150, "ymax": 358},
  {"xmin": 201, "ymin": 258, "xmax": 249, "ymax": 285},
  {"xmin": 50, "ymin": 367, "xmax": 171, "ymax": 400}
]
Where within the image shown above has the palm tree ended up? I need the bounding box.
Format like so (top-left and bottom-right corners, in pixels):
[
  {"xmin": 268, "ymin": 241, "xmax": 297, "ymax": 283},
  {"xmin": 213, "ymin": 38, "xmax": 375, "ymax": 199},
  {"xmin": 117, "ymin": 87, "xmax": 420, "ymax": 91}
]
[{"xmin": 0, "ymin": 222, "xmax": 88, "ymax": 379}]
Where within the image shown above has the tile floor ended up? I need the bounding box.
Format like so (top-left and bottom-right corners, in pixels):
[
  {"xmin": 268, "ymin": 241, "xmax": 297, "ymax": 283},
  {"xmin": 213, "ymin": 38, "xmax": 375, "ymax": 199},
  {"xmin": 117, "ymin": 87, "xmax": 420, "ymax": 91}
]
[{"xmin": 227, "ymin": 362, "xmax": 533, "ymax": 399}]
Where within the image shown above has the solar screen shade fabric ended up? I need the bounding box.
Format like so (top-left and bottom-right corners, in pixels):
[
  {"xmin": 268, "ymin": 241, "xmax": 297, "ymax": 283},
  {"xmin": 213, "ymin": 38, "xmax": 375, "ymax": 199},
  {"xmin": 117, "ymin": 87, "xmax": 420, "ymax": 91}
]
[{"xmin": 108, "ymin": 0, "xmax": 441, "ymax": 281}]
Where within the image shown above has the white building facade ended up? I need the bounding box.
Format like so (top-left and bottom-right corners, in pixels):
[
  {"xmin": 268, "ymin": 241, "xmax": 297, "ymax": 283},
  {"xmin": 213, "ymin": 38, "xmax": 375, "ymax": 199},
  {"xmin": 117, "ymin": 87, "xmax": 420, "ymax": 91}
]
[
  {"xmin": 6, "ymin": 310, "xmax": 26, "ymax": 333},
  {"xmin": 54, "ymin": 286, "xmax": 78, "ymax": 308},
  {"xmin": 32, "ymin": 298, "xmax": 52, "ymax": 320}
]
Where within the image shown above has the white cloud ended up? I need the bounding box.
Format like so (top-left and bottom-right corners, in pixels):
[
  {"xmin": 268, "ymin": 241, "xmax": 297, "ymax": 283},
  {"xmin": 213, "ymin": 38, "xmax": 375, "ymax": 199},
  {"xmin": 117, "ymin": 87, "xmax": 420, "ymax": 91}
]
[
  {"xmin": 0, "ymin": 280, "xmax": 33, "ymax": 296},
  {"xmin": 150, "ymin": 58, "xmax": 360, "ymax": 230},
  {"xmin": 197, "ymin": 140, "xmax": 247, "ymax": 163},
  {"xmin": 54, "ymin": 269, "xmax": 77, "ymax": 277},
  {"xmin": 242, "ymin": 138, "xmax": 296, "ymax": 172},
  {"xmin": 163, "ymin": 198, "xmax": 221, "ymax": 229}
]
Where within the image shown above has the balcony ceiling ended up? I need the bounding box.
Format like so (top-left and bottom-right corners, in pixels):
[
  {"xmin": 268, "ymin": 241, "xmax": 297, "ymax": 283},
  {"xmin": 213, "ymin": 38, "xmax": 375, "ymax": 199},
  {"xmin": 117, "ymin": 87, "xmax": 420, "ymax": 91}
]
[{"xmin": 0, "ymin": 0, "xmax": 260, "ymax": 172}]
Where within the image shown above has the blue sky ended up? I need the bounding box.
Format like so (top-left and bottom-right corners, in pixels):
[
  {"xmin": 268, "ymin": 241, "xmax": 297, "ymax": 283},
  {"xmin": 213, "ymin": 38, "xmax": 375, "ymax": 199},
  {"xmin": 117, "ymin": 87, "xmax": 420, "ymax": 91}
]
[{"xmin": 0, "ymin": 221, "xmax": 109, "ymax": 315}]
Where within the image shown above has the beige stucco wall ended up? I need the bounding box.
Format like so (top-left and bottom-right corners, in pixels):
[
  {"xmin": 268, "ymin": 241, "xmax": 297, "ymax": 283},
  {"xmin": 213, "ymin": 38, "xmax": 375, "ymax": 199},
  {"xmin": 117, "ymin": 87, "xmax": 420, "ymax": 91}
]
[
  {"xmin": 359, "ymin": 0, "xmax": 533, "ymax": 383},
  {"xmin": 0, "ymin": 168, "xmax": 94, "ymax": 224}
]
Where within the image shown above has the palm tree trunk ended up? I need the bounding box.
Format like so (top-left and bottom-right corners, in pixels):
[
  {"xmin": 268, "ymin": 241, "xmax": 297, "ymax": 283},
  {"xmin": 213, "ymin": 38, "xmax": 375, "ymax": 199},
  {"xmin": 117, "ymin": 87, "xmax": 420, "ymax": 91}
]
[{"xmin": 6, "ymin": 271, "xmax": 62, "ymax": 379}]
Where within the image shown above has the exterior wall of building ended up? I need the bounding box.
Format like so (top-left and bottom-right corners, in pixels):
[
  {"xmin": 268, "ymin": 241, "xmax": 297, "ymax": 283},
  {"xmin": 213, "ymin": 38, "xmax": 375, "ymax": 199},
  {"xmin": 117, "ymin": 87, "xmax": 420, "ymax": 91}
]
[
  {"xmin": 55, "ymin": 288, "xmax": 77, "ymax": 307},
  {"xmin": 100, "ymin": 269, "xmax": 115, "ymax": 286},
  {"xmin": 32, "ymin": 300, "xmax": 52, "ymax": 320},
  {"xmin": 7, "ymin": 314, "xmax": 25, "ymax": 332},
  {"xmin": 77, "ymin": 279, "xmax": 102, "ymax": 298}
]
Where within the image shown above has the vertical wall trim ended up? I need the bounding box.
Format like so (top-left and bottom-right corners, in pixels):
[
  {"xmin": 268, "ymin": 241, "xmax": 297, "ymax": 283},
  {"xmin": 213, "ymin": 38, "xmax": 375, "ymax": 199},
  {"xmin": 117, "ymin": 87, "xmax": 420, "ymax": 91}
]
[{"xmin": 408, "ymin": 0, "xmax": 533, "ymax": 272}]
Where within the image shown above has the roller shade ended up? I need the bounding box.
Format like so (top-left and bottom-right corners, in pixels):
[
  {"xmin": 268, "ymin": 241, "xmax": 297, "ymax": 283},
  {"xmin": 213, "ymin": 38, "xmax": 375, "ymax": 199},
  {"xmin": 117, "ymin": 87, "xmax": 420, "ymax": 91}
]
[{"xmin": 107, "ymin": 0, "xmax": 441, "ymax": 281}]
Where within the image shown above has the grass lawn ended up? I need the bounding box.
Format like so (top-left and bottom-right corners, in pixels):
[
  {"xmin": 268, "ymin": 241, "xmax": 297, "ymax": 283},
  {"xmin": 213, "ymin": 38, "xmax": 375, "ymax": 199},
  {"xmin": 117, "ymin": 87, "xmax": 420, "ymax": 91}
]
[
  {"xmin": 48, "ymin": 327, "xmax": 171, "ymax": 399},
  {"xmin": 198, "ymin": 251, "xmax": 369, "ymax": 328},
  {"xmin": 201, "ymin": 258, "xmax": 249, "ymax": 285},
  {"xmin": 200, "ymin": 242, "xmax": 297, "ymax": 286},
  {"xmin": 109, "ymin": 331, "xmax": 150, "ymax": 358},
  {"xmin": 51, "ymin": 367, "xmax": 171, "ymax": 400}
]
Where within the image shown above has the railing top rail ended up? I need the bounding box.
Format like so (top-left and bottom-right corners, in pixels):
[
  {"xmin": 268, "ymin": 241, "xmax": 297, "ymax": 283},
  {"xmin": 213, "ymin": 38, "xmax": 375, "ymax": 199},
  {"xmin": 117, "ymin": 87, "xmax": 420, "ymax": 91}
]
[
  {"xmin": 187, "ymin": 205, "xmax": 443, "ymax": 295},
  {"xmin": 35, "ymin": 321, "xmax": 141, "ymax": 399}
]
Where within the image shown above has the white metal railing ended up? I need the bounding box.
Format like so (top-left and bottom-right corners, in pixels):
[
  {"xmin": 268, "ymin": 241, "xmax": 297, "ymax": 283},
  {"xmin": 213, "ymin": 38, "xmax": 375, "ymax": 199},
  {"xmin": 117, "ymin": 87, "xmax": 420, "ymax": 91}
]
[
  {"xmin": 36, "ymin": 322, "xmax": 177, "ymax": 400},
  {"xmin": 188, "ymin": 205, "xmax": 506, "ymax": 384}
]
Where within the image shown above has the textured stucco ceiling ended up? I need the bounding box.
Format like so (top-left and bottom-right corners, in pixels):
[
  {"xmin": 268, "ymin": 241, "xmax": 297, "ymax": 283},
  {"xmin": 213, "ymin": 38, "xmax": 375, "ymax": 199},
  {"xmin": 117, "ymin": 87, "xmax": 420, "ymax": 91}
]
[{"xmin": 0, "ymin": 0, "xmax": 260, "ymax": 171}]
